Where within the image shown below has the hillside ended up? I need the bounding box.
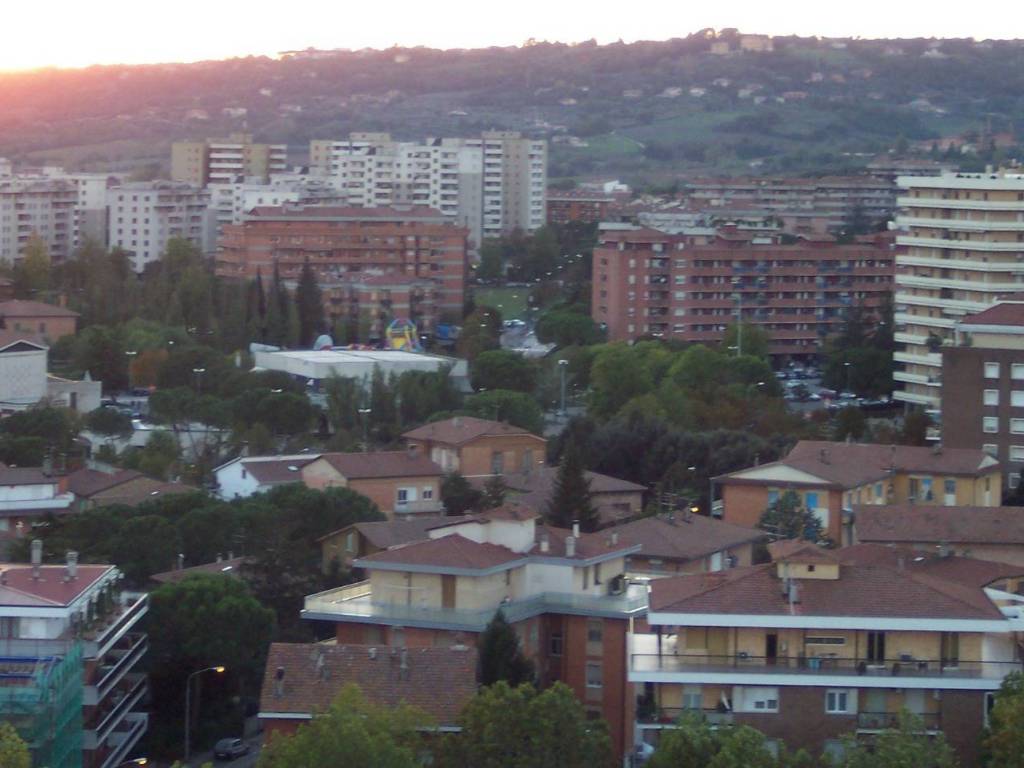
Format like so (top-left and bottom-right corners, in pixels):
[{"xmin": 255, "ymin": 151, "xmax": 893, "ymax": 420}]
[{"xmin": 2, "ymin": 31, "xmax": 1023, "ymax": 180}]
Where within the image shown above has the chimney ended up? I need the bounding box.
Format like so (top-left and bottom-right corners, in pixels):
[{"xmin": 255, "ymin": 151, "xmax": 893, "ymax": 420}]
[
  {"xmin": 42, "ymin": 451, "xmax": 53, "ymax": 477},
  {"xmin": 274, "ymin": 666, "xmax": 285, "ymax": 698},
  {"xmin": 931, "ymin": 443, "xmax": 943, "ymax": 456},
  {"xmin": 407, "ymin": 443, "xmax": 417, "ymax": 457},
  {"xmin": 897, "ymin": 555, "xmax": 905, "ymax": 571},
  {"xmin": 820, "ymin": 448, "xmax": 830, "ymax": 465},
  {"xmin": 399, "ymin": 648, "xmax": 409, "ymax": 679},
  {"xmin": 610, "ymin": 531, "xmax": 619, "ymax": 546},
  {"xmin": 315, "ymin": 652, "xmax": 328, "ymax": 681},
  {"xmin": 228, "ymin": 551, "xmax": 234, "ymax": 560},
  {"xmin": 30, "ymin": 539, "xmax": 42, "ymax": 581},
  {"xmin": 453, "ymin": 416, "xmax": 463, "ymax": 428},
  {"xmin": 177, "ymin": 553, "xmax": 185, "ymax": 570},
  {"xmin": 0, "ymin": 571, "xmax": 6, "ymax": 586},
  {"xmin": 64, "ymin": 551, "xmax": 78, "ymax": 582},
  {"xmin": 565, "ymin": 536, "xmax": 576, "ymax": 558},
  {"xmin": 539, "ymin": 533, "xmax": 550, "ymax": 554},
  {"xmin": 572, "ymin": 520, "xmax": 580, "ymax": 538}
]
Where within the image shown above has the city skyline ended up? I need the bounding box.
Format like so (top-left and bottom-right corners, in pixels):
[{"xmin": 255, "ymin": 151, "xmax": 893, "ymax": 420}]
[{"xmin": 4, "ymin": 0, "xmax": 1024, "ymax": 72}]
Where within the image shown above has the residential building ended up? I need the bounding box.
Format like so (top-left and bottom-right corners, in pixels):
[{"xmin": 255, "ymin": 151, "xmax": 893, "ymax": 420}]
[
  {"xmin": 630, "ymin": 541, "xmax": 1024, "ymax": 765},
  {"xmin": 0, "ymin": 553, "xmax": 149, "ymax": 768},
  {"xmin": 0, "ymin": 331, "xmax": 96, "ymax": 414},
  {"xmin": 171, "ymin": 133, "xmax": 288, "ymax": 186},
  {"xmin": 0, "ymin": 177, "xmax": 76, "ymax": 265},
  {"xmin": 213, "ymin": 455, "xmax": 320, "ymax": 499},
  {"xmin": 713, "ymin": 440, "xmax": 1001, "ymax": 543},
  {"xmin": 249, "ymin": 349, "xmax": 468, "ymax": 393},
  {"xmin": 614, "ymin": 513, "xmax": 765, "ymax": 577},
  {"xmin": 258, "ymin": 642, "xmax": 478, "ymax": 739},
  {"xmin": 493, "ymin": 466, "xmax": 646, "ymax": 527},
  {"xmin": 216, "ymin": 205, "xmax": 469, "ymax": 330},
  {"xmin": 892, "ymin": 171, "xmax": 1024, "ymax": 410},
  {"xmin": 301, "ymin": 504, "xmax": 646, "ymax": 759},
  {"xmin": 318, "ymin": 515, "xmax": 450, "ymax": 572},
  {"xmin": 0, "ymin": 299, "xmax": 79, "ymax": 341},
  {"xmin": 301, "ymin": 451, "xmax": 444, "ymax": 518},
  {"xmin": 547, "ymin": 190, "xmax": 614, "ymax": 225},
  {"xmin": 403, "ymin": 416, "xmax": 547, "ymax": 477},
  {"xmin": 108, "ymin": 182, "xmax": 215, "ymax": 272},
  {"xmin": 0, "ymin": 466, "xmax": 74, "ymax": 544},
  {"xmin": 852, "ymin": 504, "xmax": 1024, "ymax": 567},
  {"xmin": 591, "ymin": 225, "xmax": 894, "ymax": 356},
  {"xmin": 942, "ymin": 302, "xmax": 1024, "ymax": 482}
]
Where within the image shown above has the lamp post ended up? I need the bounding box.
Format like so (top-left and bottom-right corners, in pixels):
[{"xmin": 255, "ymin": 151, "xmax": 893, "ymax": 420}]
[
  {"xmin": 184, "ymin": 665, "xmax": 225, "ymax": 762},
  {"xmin": 192, "ymin": 367, "xmax": 206, "ymax": 393},
  {"xmin": 844, "ymin": 361, "xmax": 852, "ymax": 395},
  {"xmin": 118, "ymin": 760, "xmax": 148, "ymax": 767},
  {"xmin": 358, "ymin": 407, "xmax": 371, "ymax": 452},
  {"xmin": 125, "ymin": 350, "xmax": 137, "ymax": 392},
  {"xmin": 558, "ymin": 359, "xmax": 569, "ymax": 416},
  {"xmin": 731, "ymin": 277, "xmax": 744, "ymax": 357}
]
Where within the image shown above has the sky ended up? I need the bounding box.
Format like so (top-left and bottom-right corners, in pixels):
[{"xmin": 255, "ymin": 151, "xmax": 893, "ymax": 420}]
[{"xmin": 5, "ymin": 0, "xmax": 1024, "ymax": 72}]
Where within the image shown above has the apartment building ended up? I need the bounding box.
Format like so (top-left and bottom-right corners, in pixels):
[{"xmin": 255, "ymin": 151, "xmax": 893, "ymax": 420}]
[
  {"xmin": 0, "ymin": 551, "xmax": 149, "ymax": 768},
  {"xmin": 630, "ymin": 541, "xmax": 1024, "ymax": 765},
  {"xmin": 301, "ymin": 451, "xmax": 444, "ymax": 518},
  {"xmin": 941, "ymin": 302, "xmax": 1024, "ymax": 484},
  {"xmin": 108, "ymin": 182, "xmax": 215, "ymax": 272},
  {"xmin": 892, "ymin": 171, "xmax": 1024, "ymax": 410},
  {"xmin": 309, "ymin": 131, "xmax": 545, "ymax": 246},
  {"xmin": 0, "ymin": 299, "xmax": 79, "ymax": 341},
  {"xmin": 0, "ymin": 177, "xmax": 76, "ymax": 264},
  {"xmin": 171, "ymin": 133, "xmax": 288, "ymax": 186},
  {"xmin": 546, "ymin": 190, "xmax": 614, "ymax": 225},
  {"xmin": 300, "ymin": 504, "xmax": 645, "ymax": 759},
  {"xmin": 216, "ymin": 204, "xmax": 468, "ymax": 328},
  {"xmin": 591, "ymin": 224, "xmax": 894, "ymax": 356},
  {"xmin": 713, "ymin": 440, "xmax": 1001, "ymax": 544},
  {"xmin": 402, "ymin": 416, "xmax": 547, "ymax": 477}
]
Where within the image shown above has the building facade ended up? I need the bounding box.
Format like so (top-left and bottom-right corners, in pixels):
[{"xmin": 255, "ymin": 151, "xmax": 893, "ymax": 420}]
[
  {"xmin": 300, "ymin": 451, "xmax": 444, "ymax": 518},
  {"xmin": 108, "ymin": 182, "xmax": 215, "ymax": 272},
  {"xmin": 892, "ymin": 171, "xmax": 1024, "ymax": 411},
  {"xmin": 592, "ymin": 225, "xmax": 894, "ymax": 356},
  {"xmin": 402, "ymin": 416, "xmax": 548, "ymax": 477},
  {"xmin": 171, "ymin": 133, "xmax": 288, "ymax": 186},
  {"xmin": 0, "ymin": 178, "xmax": 76, "ymax": 265}
]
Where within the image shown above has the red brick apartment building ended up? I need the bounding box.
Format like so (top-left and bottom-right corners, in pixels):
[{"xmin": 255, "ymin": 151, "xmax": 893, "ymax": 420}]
[
  {"xmin": 591, "ymin": 224, "xmax": 895, "ymax": 357},
  {"xmin": 300, "ymin": 504, "xmax": 646, "ymax": 760},
  {"xmin": 216, "ymin": 205, "xmax": 468, "ymax": 332},
  {"xmin": 546, "ymin": 190, "xmax": 614, "ymax": 225}
]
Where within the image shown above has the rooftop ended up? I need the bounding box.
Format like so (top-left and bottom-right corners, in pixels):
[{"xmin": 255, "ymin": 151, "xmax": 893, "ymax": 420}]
[
  {"xmin": 0, "ymin": 564, "xmax": 116, "ymax": 608},
  {"xmin": 959, "ymin": 302, "xmax": 1024, "ymax": 329},
  {"xmin": 247, "ymin": 204, "xmax": 454, "ymax": 222},
  {"xmin": 855, "ymin": 504, "xmax": 1024, "ymax": 547},
  {"xmin": 318, "ymin": 451, "xmax": 443, "ymax": 480},
  {"xmin": 0, "ymin": 300, "xmax": 79, "ymax": 319},
  {"xmin": 403, "ymin": 416, "xmax": 541, "ymax": 447},
  {"xmin": 150, "ymin": 557, "xmax": 246, "ymax": 584},
  {"xmin": 356, "ymin": 534, "xmax": 528, "ymax": 575},
  {"xmin": 611, "ymin": 514, "xmax": 764, "ymax": 563},
  {"xmin": 0, "ymin": 467, "xmax": 58, "ymax": 486},
  {"xmin": 65, "ymin": 468, "xmax": 143, "ymax": 499},
  {"xmin": 258, "ymin": 642, "xmax": 477, "ymax": 726},
  {"xmin": 237, "ymin": 455, "xmax": 320, "ymax": 484}
]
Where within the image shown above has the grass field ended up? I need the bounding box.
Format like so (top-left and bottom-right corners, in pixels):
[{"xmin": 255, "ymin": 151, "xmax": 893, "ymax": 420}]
[{"xmin": 473, "ymin": 286, "xmax": 531, "ymax": 320}]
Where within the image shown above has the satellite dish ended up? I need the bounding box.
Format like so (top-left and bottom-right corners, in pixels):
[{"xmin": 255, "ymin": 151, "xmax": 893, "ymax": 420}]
[{"xmin": 313, "ymin": 334, "xmax": 334, "ymax": 350}]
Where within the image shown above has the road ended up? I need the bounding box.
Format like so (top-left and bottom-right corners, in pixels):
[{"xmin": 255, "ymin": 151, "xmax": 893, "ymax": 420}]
[{"xmin": 184, "ymin": 735, "xmax": 261, "ymax": 768}]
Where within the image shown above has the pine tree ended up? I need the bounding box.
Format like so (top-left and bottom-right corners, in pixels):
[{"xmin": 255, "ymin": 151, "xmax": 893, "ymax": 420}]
[
  {"xmin": 478, "ymin": 609, "xmax": 534, "ymax": 687},
  {"xmin": 295, "ymin": 258, "xmax": 325, "ymax": 347},
  {"xmin": 482, "ymin": 475, "xmax": 508, "ymax": 509},
  {"xmin": 545, "ymin": 441, "xmax": 598, "ymax": 531},
  {"xmin": 265, "ymin": 261, "xmax": 288, "ymax": 346}
]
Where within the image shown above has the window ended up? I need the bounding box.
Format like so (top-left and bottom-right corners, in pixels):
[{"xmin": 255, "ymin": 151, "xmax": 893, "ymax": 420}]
[
  {"xmin": 422, "ymin": 487, "xmax": 434, "ymax": 500},
  {"xmin": 1013, "ymin": 390, "xmax": 1024, "ymax": 407},
  {"xmin": 806, "ymin": 636, "xmax": 846, "ymax": 646},
  {"xmin": 944, "ymin": 478, "xmax": 956, "ymax": 496},
  {"xmin": 737, "ymin": 687, "xmax": 779, "ymax": 713},
  {"xmin": 985, "ymin": 362, "xmax": 1001, "ymax": 379},
  {"xmin": 345, "ymin": 532, "xmax": 356, "ymax": 553},
  {"xmin": 805, "ymin": 491, "xmax": 819, "ymax": 509},
  {"xmin": 984, "ymin": 389, "xmax": 1000, "ymax": 406},
  {"xmin": 521, "ymin": 449, "xmax": 535, "ymax": 472},
  {"xmin": 397, "ymin": 488, "xmax": 409, "ymax": 503},
  {"xmin": 984, "ymin": 417, "xmax": 999, "ymax": 434},
  {"xmin": 867, "ymin": 631, "xmax": 886, "ymax": 664},
  {"xmin": 585, "ymin": 662, "xmax": 603, "ymax": 688},
  {"xmin": 826, "ymin": 689, "xmax": 852, "ymax": 714},
  {"xmin": 682, "ymin": 685, "xmax": 703, "ymax": 710},
  {"xmin": 1012, "ymin": 447, "xmax": 1024, "ymax": 462},
  {"xmin": 1012, "ymin": 474, "xmax": 1021, "ymax": 489},
  {"xmin": 593, "ymin": 562, "xmax": 602, "ymax": 584},
  {"xmin": 550, "ymin": 632, "xmax": 564, "ymax": 656},
  {"xmin": 984, "ymin": 443, "xmax": 999, "ymax": 457},
  {"xmin": 490, "ymin": 452, "xmax": 504, "ymax": 474},
  {"xmin": 587, "ymin": 619, "xmax": 603, "ymax": 644},
  {"xmin": 1013, "ymin": 364, "xmax": 1024, "ymax": 381},
  {"xmin": 767, "ymin": 489, "xmax": 779, "ymax": 507},
  {"xmin": 874, "ymin": 482, "xmax": 883, "ymax": 500}
]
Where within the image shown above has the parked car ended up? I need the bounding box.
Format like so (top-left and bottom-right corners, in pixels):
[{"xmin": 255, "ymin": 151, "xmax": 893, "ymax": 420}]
[{"xmin": 214, "ymin": 738, "xmax": 249, "ymax": 761}]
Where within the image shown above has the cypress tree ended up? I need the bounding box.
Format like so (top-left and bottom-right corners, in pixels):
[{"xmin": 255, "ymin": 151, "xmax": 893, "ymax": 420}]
[
  {"xmin": 295, "ymin": 258, "xmax": 325, "ymax": 347},
  {"xmin": 479, "ymin": 609, "xmax": 534, "ymax": 687},
  {"xmin": 546, "ymin": 440, "xmax": 598, "ymax": 532}
]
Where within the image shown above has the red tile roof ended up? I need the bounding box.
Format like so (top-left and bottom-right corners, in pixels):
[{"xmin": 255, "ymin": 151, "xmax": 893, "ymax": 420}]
[
  {"xmin": 319, "ymin": 451, "xmax": 443, "ymax": 480},
  {"xmin": 534, "ymin": 524, "xmax": 638, "ymax": 561},
  {"xmin": 835, "ymin": 544, "xmax": 1024, "ymax": 588},
  {"xmin": 960, "ymin": 302, "xmax": 1024, "ymax": 328},
  {"xmin": 325, "ymin": 516, "xmax": 453, "ymax": 549},
  {"xmin": 612, "ymin": 514, "xmax": 764, "ymax": 563},
  {"xmin": 355, "ymin": 534, "xmax": 526, "ymax": 572},
  {"xmin": 767, "ymin": 539, "xmax": 838, "ymax": 564},
  {"xmin": 0, "ymin": 300, "xmax": 79, "ymax": 319},
  {"xmin": 241, "ymin": 455, "xmax": 319, "ymax": 484},
  {"xmin": 0, "ymin": 468, "xmax": 58, "ymax": 486},
  {"xmin": 93, "ymin": 479, "xmax": 199, "ymax": 507},
  {"xmin": 855, "ymin": 504, "xmax": 1024, "ymax": 546},
  {"xmin": 0, "ymin": 564, "xmax": 115, "ymax": 607},
  {"xmin": 258, "ymin": 642, "xmax": 478, "ymax": 726},
  {"xmin": 66, "ymin": 468, "xmax": 143, "ymax": 498},
  {"xmin": 151, "ymin": 557, "xmax": 247, "ymax": 584},
  {"xmin": 402, "ymin": 416, "xmax": 541, "ymax": 446}
]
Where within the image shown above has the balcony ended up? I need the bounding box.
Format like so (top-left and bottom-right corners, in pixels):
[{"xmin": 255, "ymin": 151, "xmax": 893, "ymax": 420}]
[
  {"xmin": 637, "ymin": 707, "xmax": 734, "ymax": 728},
  {"xmin": 84, "ymin": 673, "xmax": 147, "ymax": 749},
  {"xmin": 393, "ymin": 499, "xmax": 444, "ymax": 515},
  {"xmin": 85, "ymin": 632, "xmax": 148, "ymax": 706},
  {"xmin": 97, "ymin": 712, "xmax": 148, "ymax": 768},
  {"xmin": 856, "ymin": 711, "xmax": 940, "ymax": 732},
  {"xmin": 85, "ymin": 592, "xmax": 148, "ymax": 659},
  {"xmin": 629, "ymin": 650, "xmax": 1020, "ymax": 689},
  {"xmin": 303, "ymin": 581, "xmax": 649, "ymax": 631}
]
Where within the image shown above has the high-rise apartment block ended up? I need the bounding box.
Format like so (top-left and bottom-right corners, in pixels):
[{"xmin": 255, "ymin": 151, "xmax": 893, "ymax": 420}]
[
  {"xmin": 592, "ymin": 224, "xmax": 894, "ymax": 357},
  {"xmin": 0, "ymin": 178, "xmax": 76, "ymax": 265},
  {"xmin": 893, "ymin": 172, "xmax": 1024, "ymax": 411},
  {"xmin": 309, "ymin": 131, "xmax": 546, "ymax": 247},
  {"xmin": 108, "ymin": 182, "xmax": 215, "ymax": 272},
  {"xmin": 171, "ymin": 133, "xmax": 288, "ymax": 186}
]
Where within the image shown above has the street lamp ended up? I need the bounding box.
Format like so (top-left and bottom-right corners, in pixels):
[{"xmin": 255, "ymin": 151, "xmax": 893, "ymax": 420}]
[
  {"xmin": 358, "ymin": 407, "xmax": 372, "ymax": 452},
  {"xmin": 192, "ymin": 367, "xmax": 206, "ymax": 393},
  {"xmin": 843, "ymin": 361, "xmax": 852, "ymax": 394},
  {"xmin": 184, "ymin": 665, "xmax": 225, "ymax": 762},
  {"xmin": 558, "ymin": 359, "xmax": 569, "ymax": 416},
  {"xmin": 731, "ymin": 277, "xmax": 744, "ymax": 357},
  {"xmin": 125, "ymin": 350, "xmax": 137, "ymax": 392},
  {"xmin": 118, "ymin": 760, "xmax": 148, "ymax": 767}
]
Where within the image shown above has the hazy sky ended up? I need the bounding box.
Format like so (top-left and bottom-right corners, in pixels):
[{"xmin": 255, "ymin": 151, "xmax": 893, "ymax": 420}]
[{"xmin": 6, "ymin": 0, "xmax": 1023, "ymax": 71}]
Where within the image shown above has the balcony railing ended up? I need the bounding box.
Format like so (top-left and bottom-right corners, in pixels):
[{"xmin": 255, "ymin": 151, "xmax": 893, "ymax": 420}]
[
  {"xmin": 637, "ymin": 707, "xmax": 734, "ymax": 727},
  {"xmin": 856, "ymin": 711, "xmax": 941, "ymax": 731},
  {"xmin": 630, "ymin": 653, "xmax": 1021, "ymax": 680},
  {"xmin": 86, "ymin": 633, "xmax": 148, "ymax": 706},
  {"xmin": 85, "ymin": 593, "xmax": 148, "ymax": 658},
  {"xmin": 84, "ymin": 674, "xmax": 147, "ymax": 749}
]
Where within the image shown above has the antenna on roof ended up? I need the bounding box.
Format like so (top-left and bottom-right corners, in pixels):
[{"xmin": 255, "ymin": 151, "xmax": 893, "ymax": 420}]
[{"xmin": 274, "ymin": 666, "xmax": 285, "ymax": 698}]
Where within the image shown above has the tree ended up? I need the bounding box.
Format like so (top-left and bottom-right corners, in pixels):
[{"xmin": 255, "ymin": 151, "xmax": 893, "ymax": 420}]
[
  {"xmin": 295, "ymin": 258, "xmax": 325, "ymax": 348},
  {"xmin": 833, "ymin": 406, "xmax": 866, "ymax": 441},
  {"xmin": 86, "ymin": 407, "xmax": 134, "ymax": 439},
  {"xmin": 647, "ymin": 712, "xmax": 720, "ymax": 768},
  {"xmin": 758, "ymin": 490, "xmax": 823, "ymax": 542},
  {"xmin": 985, "ymin": 671, "xmax": 1024, "ymax": 767},
  {"xmin": 441, "ymin": 472, "xmax": 483, "ymax": 516},
  {"xmin": 901, "ymin": 409, "xmax": 931, "ymax": 446},
  {"xmin": 589, "ymin": 345, "xmax": 655, "ymax": 419},
  {"xmin": 479, "ymin": 609, "xmax": 534, "ymax": 687},
  {"xmin": 457, "ymin": 307, "xmax": 502, "ymax": 362},
  {"xmin": 535, "ymin": 307, "xmax": 603, "ymax": 348},
  {"xmin": 546, "ymin": 441, "xmax": 598, "ymax": 532},
  {"xmin": 836, "ymin": 711, "xmax": 956, "ymax": 768},
  {"xmin": 481, "ymin": 474, "xmax": 508, "ymax": 509},
  {"xmin": 110, "ymin": 515, "xmax": 181, "ymax": 584},
  {"xmin": 442, "ymin": 681, "xmax": 612, "ymax": 768},
  {"xmin": 722, "ymin": 323, "xmax": 771, "ymax": 361},
  {"xmin": 471, "ymin": 349, "xmax": 537, "ymax": 394},
  {"xmin": 258, "ymin": 685, "xmax": 426, "ymax": 768},
  {"xmin": 463, "ymin": 390, "xmax": 544, "ymax": 435},
  {"xmin": 14, "ymin": 235, "xmax": 51, "ymax": 296},
  {"xmin": 0, "ymin": 722, "xmax": 30, "ymax": 768}
]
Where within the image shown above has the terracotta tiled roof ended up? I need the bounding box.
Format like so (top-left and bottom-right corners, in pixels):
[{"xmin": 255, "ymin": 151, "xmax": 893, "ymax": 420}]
[
  {"xmin": 0, "ymin": 300, "xmax": 79, "ymax": 318},
  {"xmin": 534, "ymin": 524, "xmax": 638, "ymax": 560},
  {"xmin": 66, "ymin": 468, "xmax": 143, "ymax": 498},
  {"xmin": 855, "ymin": 504, "xmax": 1024, "ymax": 546},
  {"xmin": 835, "ymin": 544, "xmax": 1024, "ymax": 588},
  {"xmin": 323, "ymin": 516, "xmax": 452, "ymax": 549},
  {"xmin": 767, "ymin": 539, "xmax": 838, "ymax": 564},
  {"xmin": 614, "ymin": 514, "xmax": 764, "ymax": 562},
  {"xmin": 0, "ymin": 468, "xmax": 57, "ymax": 486},
  {"xmin": 960, "ymin": 302, "xmax": 1024, "ymax": 328},
  {"xmin": 402, "ymin": 416, "xmax": 540, "ymax": 446},
  {"xmin": 151, "ymin": 557, "xmax": 247, "ymax": 584},
  {"xmin": 494, "ymin": 467, "xmax": 645, "ymax": 526},
  {"xmin": 319, "ymin": 451, "xmax": 443, "ymax": 479},
  {"xmin": 93, "ymin": 479, "xmax": 199, "ymax": 507},
  {"xmin": 0, "ymin": 564, "xmax": 114, "ymax": 607},
  {"xmin": 355, "ymin": 534, "xmax": 526, "ymax": 572},
  {"xmin": 258, "ymin": 642, "xmax": 478, "ymax": 726},
  {"xmin": 241, "ymin": 455, "xmax": 319, "ymax": 484}
]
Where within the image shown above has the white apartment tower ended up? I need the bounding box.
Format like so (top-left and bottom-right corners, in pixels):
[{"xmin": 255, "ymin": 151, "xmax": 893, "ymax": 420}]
[
  {"xmin": 108, "ymin": 181, "xmax": 215, "ymax": 272},
  {"xmin": 0, "ymin": 178, "xmax": 76, "ymax": 265},
  {"xmin": 893, "ymin": 171, "xmax": 1024, "ymax": 410}
]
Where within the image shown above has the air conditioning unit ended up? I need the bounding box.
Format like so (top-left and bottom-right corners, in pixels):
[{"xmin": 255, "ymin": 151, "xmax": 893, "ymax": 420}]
[{"xmin": 608, "ymin": 575, "xmax": 626, "ymax": 596}]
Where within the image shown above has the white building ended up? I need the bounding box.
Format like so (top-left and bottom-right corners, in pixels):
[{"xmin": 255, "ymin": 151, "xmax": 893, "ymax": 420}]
[
  {"xmin": 251, "ymin": 347, "xmax": 469, "ymax": 390},
  {"xmin": 0, "ymin": 332, "xmax": 100, "ymax": 414},
  {"xmin": 0, "ymin": 177, "xmax": 76, "ymax": 265},
  {"xmin": 108, "ymin": 181, "xmax": 215, "ymax": 272},
  {"xmin": 214, "ymin": 454, "xmax": 321, "ymax": 500}
]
